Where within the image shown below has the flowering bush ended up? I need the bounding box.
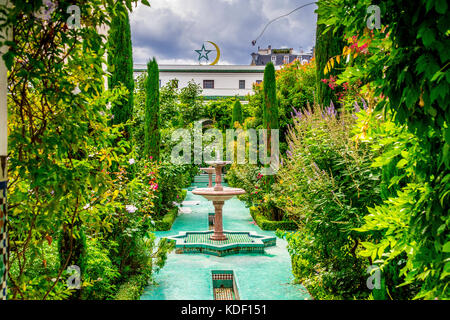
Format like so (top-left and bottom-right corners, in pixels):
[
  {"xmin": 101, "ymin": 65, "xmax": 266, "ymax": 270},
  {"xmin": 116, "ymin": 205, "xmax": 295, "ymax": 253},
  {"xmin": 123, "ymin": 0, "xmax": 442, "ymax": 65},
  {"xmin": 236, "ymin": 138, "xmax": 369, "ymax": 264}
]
[{"xmin": 277, "ymin": 102, "xmax": 383, "ymax": 299}]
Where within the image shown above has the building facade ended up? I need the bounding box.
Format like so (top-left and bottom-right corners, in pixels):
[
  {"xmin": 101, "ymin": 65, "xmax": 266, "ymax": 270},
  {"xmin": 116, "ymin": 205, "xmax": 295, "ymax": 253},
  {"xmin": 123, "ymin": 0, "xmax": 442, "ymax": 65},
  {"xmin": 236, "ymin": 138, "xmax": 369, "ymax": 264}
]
[
  {"xmin": 251, "ymin": 45, "xmax": 313, "ymax": 66},
  {"xmin": 134, "ymin": 64, "xmax": 267, "ymax": 102}
]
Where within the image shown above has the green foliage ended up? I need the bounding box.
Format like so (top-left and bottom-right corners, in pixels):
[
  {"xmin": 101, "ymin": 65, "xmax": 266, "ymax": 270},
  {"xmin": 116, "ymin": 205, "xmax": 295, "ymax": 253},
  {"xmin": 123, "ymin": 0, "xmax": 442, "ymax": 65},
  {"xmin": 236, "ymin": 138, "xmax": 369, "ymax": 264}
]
[
  {"xmin": 145, "ymin": 58, "xmax": 161, "ymax": 160},
  {"xmin": 114, "ymin": 273, "xmax": 149, "ymax": 300},
  {"xmin": 314, "ymin": 1, "xmax": 345, "ymax": 107},
  {"xmin": 277, "ymin": 104, "xmax": 383, "ymax": 299},
  {"xmin": 318, "ymin": 0, "xmax": 450, "ymax": 299},
  {"xmin": 249, "ymin": 207, "xmax": 297, "ymax": 231},
  {"xmin": 107, "ymin": 2, "xmax": 135, "ymax": 131},
  {"xmin": 2, "ymin": 0, "xmax": 174, "ymax": 300},
  {"xmin": 82, "ymin": 238, "xmax": 120, "ymax": 300},
  {"xmin": 154, "ymin": 208, "xmax": 178, "ymax": 231},
  {"xmin": 246, "ymin": 60, "xmax": 316, "ymax": 155},
  {"xmin": 276, "ymin": 60, "xmax": 316, "ymax": 133},
  {"xmin": 231, "ymin": 99, "xmax": 243, "ymax": 128}
]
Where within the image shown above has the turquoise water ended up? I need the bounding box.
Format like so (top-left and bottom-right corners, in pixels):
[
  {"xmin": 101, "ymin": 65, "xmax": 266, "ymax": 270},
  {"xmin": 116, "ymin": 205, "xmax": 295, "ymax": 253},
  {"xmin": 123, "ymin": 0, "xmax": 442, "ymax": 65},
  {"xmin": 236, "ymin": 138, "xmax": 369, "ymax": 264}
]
[{"xmin": 140, "ymin": 176, "xmax": 311, "ymax": 300}]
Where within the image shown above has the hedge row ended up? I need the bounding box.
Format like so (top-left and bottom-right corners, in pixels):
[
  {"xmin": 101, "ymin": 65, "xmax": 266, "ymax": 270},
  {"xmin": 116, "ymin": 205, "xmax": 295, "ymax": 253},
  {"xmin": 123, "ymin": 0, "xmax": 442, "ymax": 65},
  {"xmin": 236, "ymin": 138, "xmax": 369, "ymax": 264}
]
[
  {"xmin": 249, "ymin": 206, "xmax": 297, "ymax": 231},
  {"xmin": 114, "ymin": 273, "xmax": 149, "ymax": 300},
  {"xmin": 154, "ymin": 207, "xmax": 178, "ymax": 231}
]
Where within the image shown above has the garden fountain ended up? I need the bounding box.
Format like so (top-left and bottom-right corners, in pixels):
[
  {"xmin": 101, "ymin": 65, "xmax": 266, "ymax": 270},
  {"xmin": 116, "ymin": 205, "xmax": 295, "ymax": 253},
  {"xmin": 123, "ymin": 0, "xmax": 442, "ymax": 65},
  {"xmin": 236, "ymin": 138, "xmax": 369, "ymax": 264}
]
[
  {"xmin": 195, "ymin": 161, "xmax": 245, "ymax": 240},
  {"xmin": 166, "ymin": 160, "xmax": 276, "ymax": 256}
]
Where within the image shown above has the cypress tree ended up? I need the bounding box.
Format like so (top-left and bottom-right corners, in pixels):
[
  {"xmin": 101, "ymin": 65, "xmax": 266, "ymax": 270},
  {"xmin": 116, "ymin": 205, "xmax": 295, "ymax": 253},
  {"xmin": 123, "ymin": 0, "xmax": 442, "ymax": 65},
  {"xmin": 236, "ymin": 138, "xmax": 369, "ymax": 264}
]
[
  {"xmin": 107, "ymin": 3, "xmax": 134, "ymax": 131},
  {"xmin": 145, "ymin": 58, "xmax": 160, "ymax": 160},
  {"xmin": 263, "ymin": 62, "xmax": 279, "ymax": 137},
  {"xmin": 231, "ymin": 99, "xmax": 243, "ymax": 127},
  {"xmin": 315, "ymin": 2, "xmax": 344, "ymax": 107},
  {"xmin": 262, "ymin": 62, "xmax": 279, "ymax": 202}
]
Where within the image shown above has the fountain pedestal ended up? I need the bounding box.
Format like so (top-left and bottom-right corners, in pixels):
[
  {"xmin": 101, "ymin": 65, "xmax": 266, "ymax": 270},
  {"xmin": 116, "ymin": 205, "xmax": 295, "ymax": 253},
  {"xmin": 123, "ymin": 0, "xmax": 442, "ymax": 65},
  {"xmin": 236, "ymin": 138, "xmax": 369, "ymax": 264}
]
[
  {"xmin": 210, "ymin": 201, "xmax": 225, "ymax": 240},
  {"xmin": 192, "ymin": 187, "xmax": 245, "ymax": 241},
  {"xmin": 194, "ymin": 161, "xmax": 245, "ymax": 241}
]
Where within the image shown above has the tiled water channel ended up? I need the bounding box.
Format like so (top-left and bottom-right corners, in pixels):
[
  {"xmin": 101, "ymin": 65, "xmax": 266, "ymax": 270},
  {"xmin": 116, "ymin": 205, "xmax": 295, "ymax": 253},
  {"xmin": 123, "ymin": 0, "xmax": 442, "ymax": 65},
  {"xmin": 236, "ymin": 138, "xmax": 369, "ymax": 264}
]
[{"xmin": 140, "ymin": 175, "xmax": 311, "ymax": 300}]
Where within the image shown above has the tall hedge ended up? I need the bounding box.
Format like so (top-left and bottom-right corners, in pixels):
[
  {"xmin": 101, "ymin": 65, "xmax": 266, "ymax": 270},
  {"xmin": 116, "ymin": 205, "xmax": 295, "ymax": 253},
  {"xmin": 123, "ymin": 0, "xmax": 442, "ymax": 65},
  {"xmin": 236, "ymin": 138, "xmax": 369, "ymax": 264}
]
[
  {"xmin": 145, "ymin": 58, "xmax": 160, "ymax": 160},
  {"xmin": 315, "ymin": 1, "xmax": 344, "ymax": 107},
  {"xmin": 231, "ymin": 99, "xmax": 243, "ymax": 127},
  {"xmin": 107, "ymin": 3, "xmax": 134, "ymax": 130}
]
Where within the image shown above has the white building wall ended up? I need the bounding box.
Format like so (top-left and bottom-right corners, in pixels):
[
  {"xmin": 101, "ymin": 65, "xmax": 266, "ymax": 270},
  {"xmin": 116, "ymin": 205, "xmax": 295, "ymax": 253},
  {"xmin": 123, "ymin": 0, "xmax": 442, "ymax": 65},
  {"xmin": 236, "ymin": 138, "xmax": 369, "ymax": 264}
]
[{"xmin": 134, "ymin": 64, "xmax": 267, "ymax": 100}]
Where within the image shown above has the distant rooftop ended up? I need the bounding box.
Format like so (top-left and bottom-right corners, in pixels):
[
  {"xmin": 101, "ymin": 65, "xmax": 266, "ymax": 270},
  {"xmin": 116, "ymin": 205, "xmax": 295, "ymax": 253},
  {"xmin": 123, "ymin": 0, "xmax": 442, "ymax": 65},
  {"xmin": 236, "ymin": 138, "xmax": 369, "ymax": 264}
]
[{"xmin": 250, "ymin": 45, "xmax": 313, "ymax": 66}]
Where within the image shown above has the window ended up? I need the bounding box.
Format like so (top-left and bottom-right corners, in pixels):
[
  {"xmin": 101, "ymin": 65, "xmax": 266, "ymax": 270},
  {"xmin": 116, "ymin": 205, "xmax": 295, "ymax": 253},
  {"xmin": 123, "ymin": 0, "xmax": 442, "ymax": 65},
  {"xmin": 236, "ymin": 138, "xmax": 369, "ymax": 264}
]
[
  {"xmin": 159, "ymin": 80, "xmax": 162, "ymax": 88},
  {"xmin": 271, "ymin": 55, "xmax": 277, "ymax": 64},
  {"xmin": 239, "ymin": 80, "xmax": 245, "ymax": 89},
  {"xmin": 283, "ymin": 55, "xmax": 289, "ymax": 64},
  {"xmin": 203, "ymin": 80, "xmax": 214, "ymax": 89}
]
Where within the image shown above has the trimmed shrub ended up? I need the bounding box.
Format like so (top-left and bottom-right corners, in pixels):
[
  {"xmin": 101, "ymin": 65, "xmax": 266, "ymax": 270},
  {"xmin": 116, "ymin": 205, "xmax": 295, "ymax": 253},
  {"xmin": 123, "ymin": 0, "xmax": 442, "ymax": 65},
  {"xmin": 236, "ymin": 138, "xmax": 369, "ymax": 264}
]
[
  {"xmin": 249, "ymin": 206, "xmax": 297, "ymax": 231},
  {"xmin": 154, "ymin": 208, "xmax": 178, "ymax": 231},
  {"xmin": 231, "ymin": 99, "xmax": 243, "ymax": 127}
]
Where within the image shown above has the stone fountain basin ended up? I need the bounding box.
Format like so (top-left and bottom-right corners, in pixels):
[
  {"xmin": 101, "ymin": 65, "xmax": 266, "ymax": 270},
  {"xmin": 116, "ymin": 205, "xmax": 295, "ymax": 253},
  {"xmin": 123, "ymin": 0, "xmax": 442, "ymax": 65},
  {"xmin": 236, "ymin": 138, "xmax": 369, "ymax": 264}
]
[
  {"xmin": 205, "ymin": 161, "xmax": 232, "ymax": 166},
  {"xmin": 192, "ymin": 187, "xmax": 245, "ymax": 201},
  {"xmin": 200, "ymin": 167, "xmax": 215, "ymax": 174}
]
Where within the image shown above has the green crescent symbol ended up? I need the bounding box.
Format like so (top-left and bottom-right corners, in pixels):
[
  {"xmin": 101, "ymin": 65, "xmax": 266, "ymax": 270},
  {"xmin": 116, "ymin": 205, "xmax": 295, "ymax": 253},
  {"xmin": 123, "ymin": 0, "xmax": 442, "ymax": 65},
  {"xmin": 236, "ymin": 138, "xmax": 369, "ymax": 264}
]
[{"xmin": 207, "ymin": 41, "xmax": 220, "ymax": 65}]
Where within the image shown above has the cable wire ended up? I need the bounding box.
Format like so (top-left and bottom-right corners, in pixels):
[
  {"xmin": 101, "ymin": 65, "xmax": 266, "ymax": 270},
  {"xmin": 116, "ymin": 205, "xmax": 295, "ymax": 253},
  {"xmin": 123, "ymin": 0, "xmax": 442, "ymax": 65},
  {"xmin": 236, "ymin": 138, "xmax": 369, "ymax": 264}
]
[{"xmin": 252, "ymin": 2, "xmax": 317, "ymax": 46}]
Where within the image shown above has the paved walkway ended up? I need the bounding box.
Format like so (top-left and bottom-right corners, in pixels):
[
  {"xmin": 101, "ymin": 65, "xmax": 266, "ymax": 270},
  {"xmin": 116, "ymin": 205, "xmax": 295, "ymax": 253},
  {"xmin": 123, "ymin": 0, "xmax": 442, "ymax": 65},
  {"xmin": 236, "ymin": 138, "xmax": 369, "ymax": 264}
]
[{"xmin": 140, "ymin": 176, "xmax": 311, "ymax": 300}]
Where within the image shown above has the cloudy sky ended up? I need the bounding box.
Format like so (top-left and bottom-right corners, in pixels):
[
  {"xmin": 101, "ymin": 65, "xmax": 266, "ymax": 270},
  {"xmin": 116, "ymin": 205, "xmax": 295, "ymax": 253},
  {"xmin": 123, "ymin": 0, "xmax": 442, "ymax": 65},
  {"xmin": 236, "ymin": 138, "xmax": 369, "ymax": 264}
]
[{"xmin": 130, "ymin": 0, "xmax": 318, "ymax": 65}]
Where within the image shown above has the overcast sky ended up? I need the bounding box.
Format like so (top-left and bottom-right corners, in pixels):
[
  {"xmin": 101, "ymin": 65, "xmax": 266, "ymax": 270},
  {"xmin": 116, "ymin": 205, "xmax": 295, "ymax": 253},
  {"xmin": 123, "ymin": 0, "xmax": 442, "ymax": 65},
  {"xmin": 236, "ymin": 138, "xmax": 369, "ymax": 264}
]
[{"xmin": 130, "ymin": 0, "xmax": 317, "ymax": 65}]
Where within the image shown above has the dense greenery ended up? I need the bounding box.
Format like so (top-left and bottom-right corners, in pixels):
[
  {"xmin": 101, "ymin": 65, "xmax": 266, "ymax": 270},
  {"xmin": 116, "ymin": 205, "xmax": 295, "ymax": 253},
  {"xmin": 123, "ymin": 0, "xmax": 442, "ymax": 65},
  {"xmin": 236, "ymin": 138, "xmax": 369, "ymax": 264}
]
[
  {"xmin": 227, "ymin": 0, "xmax": 449, "ymax": 300},
  {"xmin": 1, "ymin": 0, "xmax": 176, "ymax": 300},
  {"xmin": 314, "ymin": 0, "xmax": 344, "ymax": 107},
  {"xmin": 1, "ymin": 0, "xmax": 447, "ymax": 302},
  {"xmin": 315, "ymin": 0, "xmax": 449, "ymax": 299}
]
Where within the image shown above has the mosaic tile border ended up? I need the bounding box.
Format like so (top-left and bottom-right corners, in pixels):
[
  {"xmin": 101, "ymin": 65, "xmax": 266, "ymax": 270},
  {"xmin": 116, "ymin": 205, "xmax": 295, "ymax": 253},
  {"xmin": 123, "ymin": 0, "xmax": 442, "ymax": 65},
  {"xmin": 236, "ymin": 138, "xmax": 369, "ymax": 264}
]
[
  {"xmin": 0, "ymin": 155, "xmax": 7, "ymax": 300},
  {"xmin": 166, "ymin": 230, "xmax": 276, "ymax": 257}
]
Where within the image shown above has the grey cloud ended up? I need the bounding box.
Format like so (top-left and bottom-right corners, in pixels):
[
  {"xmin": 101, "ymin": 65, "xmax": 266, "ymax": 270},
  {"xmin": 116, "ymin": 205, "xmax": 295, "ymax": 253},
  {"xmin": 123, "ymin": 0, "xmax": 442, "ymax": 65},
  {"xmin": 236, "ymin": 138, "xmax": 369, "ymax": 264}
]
[{"xmin": 130, "ymin": 0, "xmax": 317, "ymax": 65}]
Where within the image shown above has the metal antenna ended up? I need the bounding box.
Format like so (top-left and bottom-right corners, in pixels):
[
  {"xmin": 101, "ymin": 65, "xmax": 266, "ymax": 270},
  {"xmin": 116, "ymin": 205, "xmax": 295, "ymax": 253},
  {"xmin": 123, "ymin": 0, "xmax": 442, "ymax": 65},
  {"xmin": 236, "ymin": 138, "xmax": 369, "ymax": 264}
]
[{"xmin": 252, "ymin": 2, "xmax": 317, "ymax": 46}]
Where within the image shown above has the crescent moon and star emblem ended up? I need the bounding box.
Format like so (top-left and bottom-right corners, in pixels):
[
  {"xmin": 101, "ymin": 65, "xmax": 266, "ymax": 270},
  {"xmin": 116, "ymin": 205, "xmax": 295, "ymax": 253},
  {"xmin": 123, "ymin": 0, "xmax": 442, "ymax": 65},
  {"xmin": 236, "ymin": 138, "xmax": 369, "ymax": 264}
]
[{"xmin": 195, "ymin": 41, "xmax": 221, "ymax": 65}]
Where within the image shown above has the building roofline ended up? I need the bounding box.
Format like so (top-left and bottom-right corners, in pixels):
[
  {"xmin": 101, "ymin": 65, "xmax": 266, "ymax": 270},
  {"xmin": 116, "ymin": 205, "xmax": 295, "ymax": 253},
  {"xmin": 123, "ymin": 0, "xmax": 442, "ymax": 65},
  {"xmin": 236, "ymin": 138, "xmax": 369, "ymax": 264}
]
[{"xmin": 133, "ymin": 64, "xmax": 267, "ymax": 73}]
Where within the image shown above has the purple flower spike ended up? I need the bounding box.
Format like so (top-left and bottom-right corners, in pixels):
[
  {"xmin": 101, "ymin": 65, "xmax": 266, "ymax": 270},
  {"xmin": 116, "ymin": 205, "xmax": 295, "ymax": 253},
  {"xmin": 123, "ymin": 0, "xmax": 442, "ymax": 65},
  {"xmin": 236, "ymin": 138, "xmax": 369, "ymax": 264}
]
[
  {"xmin": 354, "ymin": 101, "xmax": 361, "ymax": 113},
  {"xmin": 361, "ymin": 98, "xmax": 368, "ymax": 111}
]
